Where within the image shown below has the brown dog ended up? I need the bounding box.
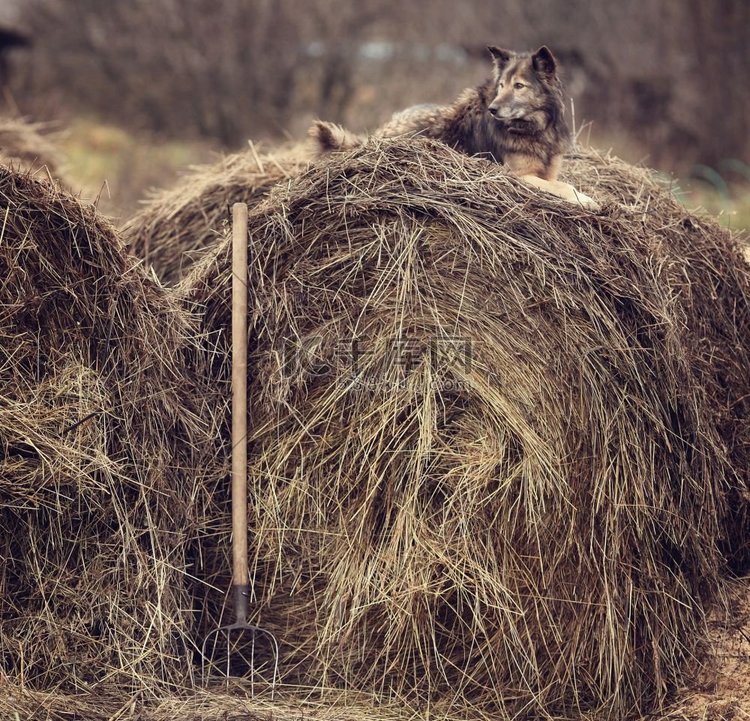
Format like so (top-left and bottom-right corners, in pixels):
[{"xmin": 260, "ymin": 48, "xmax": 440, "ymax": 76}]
[{"xmin": 311, "ymin": 46, "xmax": 598, "ymax": 209}]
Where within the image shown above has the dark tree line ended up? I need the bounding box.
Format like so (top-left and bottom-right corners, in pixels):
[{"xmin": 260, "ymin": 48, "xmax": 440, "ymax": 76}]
[{"xmin": 7, "ymin": 0, "xmax": 749, "ymax": 172}]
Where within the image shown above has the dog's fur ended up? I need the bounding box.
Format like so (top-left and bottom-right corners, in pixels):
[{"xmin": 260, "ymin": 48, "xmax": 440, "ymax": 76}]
[{"xmin": 311, "ymin": 46, "xmax": 597, "ymax": 209}]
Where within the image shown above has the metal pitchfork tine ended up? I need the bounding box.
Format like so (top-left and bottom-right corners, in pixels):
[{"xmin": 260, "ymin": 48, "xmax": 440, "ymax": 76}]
[{"xmin": 200, "ymin": 202, "xmax": 280, "ymax": 693}]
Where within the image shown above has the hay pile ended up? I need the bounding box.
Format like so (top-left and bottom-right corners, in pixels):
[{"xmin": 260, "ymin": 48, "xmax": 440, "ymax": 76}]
[
  {"xmin": 124, "ymin": 143, "xmax": 310, "ymax": 284},
  {"xmin": 0, "ymin": 166, "xmax": 216, "ymax": 694},
  {"xmin": 182, "ymin": 137, "xmax": 750, "ymax": 719},
  {"xmin": 0, "ymin": 116, "xmax": 63, "ymax": 179},
  {"xmin": 1, "ymin": 132, "xmax": 748, "ymax": 721}
]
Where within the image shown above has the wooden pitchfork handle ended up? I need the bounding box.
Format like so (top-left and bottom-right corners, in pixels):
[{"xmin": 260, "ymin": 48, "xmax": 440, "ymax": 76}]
[
  {"xmin": 200, "ymin": 203, "xmax": 279, "ymax": 691},
  {"xmin": 231, "ymin": 201, "xmax": 249, "ymax": 621}
]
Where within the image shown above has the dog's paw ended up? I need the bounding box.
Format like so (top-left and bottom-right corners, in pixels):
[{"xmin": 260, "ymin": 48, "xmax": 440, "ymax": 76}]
[
  {"xmin": 554, "ymin": 181, "xmax": 600, "ymax": 211},
  {"xmin": 570, "ymin": 190, "xmax": 600, "ymax": 212},
  {"xmin": 519, "ymin": 175, "xmax": 600, "ymax": 211}
]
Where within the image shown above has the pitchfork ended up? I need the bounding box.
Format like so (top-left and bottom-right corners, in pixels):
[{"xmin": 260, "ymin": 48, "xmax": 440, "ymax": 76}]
[{"xmin": 200, "ymin": 202, "xmax": 280, "ymax": 692}]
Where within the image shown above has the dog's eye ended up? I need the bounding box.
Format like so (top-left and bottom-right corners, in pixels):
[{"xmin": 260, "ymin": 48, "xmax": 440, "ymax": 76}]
[{"xmin": 514, "ymin": 82, "xmax": 525, "ymax": 90}]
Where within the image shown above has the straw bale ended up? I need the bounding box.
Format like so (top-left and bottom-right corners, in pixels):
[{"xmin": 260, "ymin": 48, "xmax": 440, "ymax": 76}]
[
  {"xmin": 0, "ymin": 165, "xmax": 216, "ymax": 693},
  {"xmin": 124, "ymin": 143, "xmax": 310, "ymax": 283},
  {"xmin": 181, "ymin": 137, "xmax": 750, "ymax": 719}
]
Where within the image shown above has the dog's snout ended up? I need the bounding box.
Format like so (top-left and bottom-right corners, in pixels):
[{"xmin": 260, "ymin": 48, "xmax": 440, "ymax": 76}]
[{"xmin": 488, "ymin": 105, "xmax": 499, "ymax": 117}]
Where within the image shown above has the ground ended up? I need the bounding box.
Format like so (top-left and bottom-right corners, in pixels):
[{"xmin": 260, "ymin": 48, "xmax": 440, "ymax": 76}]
[{"xmin": 662, "ymin": 577, "xmax": 750, "ymax": 721}]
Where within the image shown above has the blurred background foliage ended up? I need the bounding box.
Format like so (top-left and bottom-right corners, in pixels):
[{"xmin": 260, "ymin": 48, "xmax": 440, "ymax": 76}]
[{"xmin": 0, "ymin": 0, "xmax": 747, "ymax": 227}]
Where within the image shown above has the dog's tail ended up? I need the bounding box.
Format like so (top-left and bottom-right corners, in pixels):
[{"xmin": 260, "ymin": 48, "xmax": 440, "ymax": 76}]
[{"xmin": 308, "ymin": 120, "xmax": 364, "ymax": 154}]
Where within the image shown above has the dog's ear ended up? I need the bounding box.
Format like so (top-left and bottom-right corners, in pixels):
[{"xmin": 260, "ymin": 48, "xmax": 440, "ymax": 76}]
[
  {"xmin": 532, "ymin": 46, "xmax": 557, "ymax": 76},
  {"xmin": 487, "ymin": 46, "xmax": 512, "ymax": 69}
]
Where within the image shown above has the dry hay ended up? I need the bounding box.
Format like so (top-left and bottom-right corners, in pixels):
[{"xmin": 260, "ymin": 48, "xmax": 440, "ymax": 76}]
[
  {"xmin": 563, "ymin": 150, "xmax": 750, "ymax": 570},
  {"xmin": 1, "ymin": 129, "xmax": 748, "ymax": 721},
  {"xmin": 0, "ymin": 116, "xmax": 63, "ymax": 180},
  {"xmin": 0, "ymin": 684, "xmax": 408, "ymax": 721},
  {"xmin": 181, "ymin": 137, "xmax": 750, "ymax": 720},
  {"xmin": 123, "ymin": 142, "xmax": 311, "ymax": 284},
  {"xmin": 0, "ymin": 166, "xmax": 218, "ymax": 695}
]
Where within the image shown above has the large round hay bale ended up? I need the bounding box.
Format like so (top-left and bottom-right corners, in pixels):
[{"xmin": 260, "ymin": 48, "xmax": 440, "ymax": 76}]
[
  {"xmin": 0, "ymin": 167, "xmax": 214, "ymax": 692},
  {"xmin": 182, "ymin": 138, "xmax": 750, "ymax": 718},
  {"xmin": 123, "ymin": 143, "xmax": 310, "ymax": 284}
]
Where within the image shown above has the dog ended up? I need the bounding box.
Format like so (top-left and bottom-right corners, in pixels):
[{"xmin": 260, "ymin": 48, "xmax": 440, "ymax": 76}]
[{"xmin": 311, "ymin": 46, "xmax": 598, "ymax": 210}]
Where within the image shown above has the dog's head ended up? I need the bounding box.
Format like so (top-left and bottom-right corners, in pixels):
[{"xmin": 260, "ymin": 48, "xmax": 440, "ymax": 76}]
[{"xmin": 486, "ymin": 46, "xmax": 563, "ymax": 133}]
